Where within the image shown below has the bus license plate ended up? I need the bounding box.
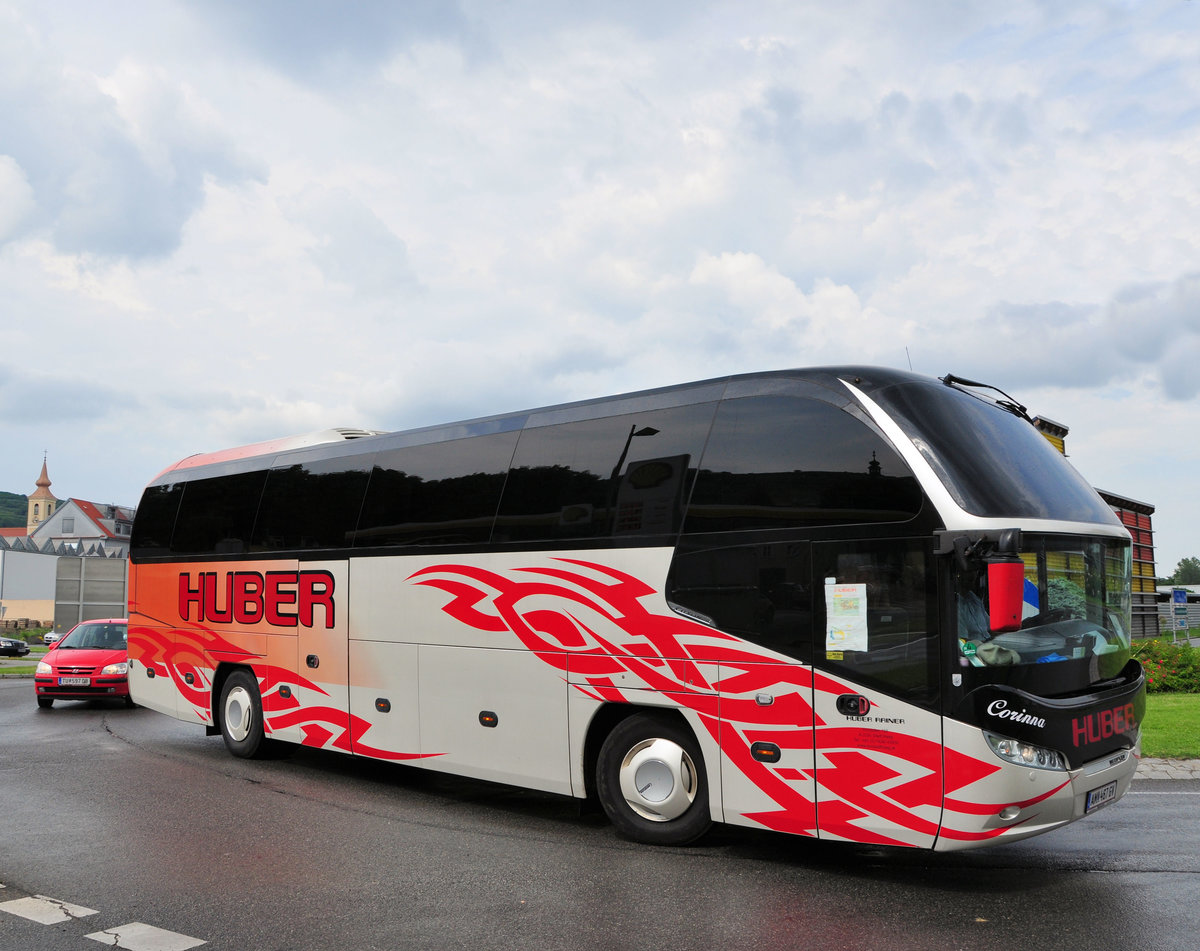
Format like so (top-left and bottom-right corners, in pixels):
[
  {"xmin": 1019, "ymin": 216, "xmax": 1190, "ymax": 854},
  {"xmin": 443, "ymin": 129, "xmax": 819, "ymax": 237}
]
[
  {"xmin": 58, "ymin": 676, "xmax": 90, "ymax": 687},
  {"xmin": 1086, "ymin": 780, "xmax": 1118, "ymax": 812}
]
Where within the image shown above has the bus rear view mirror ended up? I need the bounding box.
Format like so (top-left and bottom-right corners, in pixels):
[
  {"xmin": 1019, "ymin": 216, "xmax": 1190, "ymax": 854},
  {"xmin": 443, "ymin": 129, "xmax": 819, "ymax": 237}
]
[{"xmin": 987, "ymin": 559, "xmax": 1025, "ymax": 634}]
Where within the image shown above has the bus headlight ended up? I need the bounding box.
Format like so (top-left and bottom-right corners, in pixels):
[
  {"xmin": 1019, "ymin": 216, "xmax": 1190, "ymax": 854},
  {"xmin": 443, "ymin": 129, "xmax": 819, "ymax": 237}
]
[{"xmin": 984, "ymin": 731, "xmax": 1066, "ymax": 771}]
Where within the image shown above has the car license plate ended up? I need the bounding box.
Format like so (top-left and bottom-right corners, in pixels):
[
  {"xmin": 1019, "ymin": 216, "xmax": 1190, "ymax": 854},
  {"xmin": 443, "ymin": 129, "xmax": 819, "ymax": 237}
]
[
  {"xmin": 1086, "ymin": 780, "xmax": 1118, "ymax": 812},
  {"xmin": 58, "ymin": 676, "xmax": 90, "ymax": 687}
]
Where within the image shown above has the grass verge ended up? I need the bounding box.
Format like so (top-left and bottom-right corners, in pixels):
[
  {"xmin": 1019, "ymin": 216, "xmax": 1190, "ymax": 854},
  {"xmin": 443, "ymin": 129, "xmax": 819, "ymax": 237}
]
[{"xmin": 1141, "ymin": 692, "xmax": 1200, "ymax": 759}]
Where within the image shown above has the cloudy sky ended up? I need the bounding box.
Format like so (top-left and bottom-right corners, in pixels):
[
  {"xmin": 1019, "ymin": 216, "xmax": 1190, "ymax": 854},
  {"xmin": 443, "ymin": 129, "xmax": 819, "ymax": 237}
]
[{"xmin": 1, "ymin": 1, "xmax": 1198, "ymax": 574}]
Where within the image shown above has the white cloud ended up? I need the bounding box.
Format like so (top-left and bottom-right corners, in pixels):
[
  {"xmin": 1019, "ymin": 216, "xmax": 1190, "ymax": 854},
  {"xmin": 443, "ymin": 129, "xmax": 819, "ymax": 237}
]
[{"xmin": 0, "ymin": 156, "xmax": 35, "ymax": 242}]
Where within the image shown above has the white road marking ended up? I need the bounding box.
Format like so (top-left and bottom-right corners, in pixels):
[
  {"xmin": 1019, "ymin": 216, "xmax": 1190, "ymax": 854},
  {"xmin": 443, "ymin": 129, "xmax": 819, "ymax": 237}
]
[
  {"xmin": 85, "ymin": 921, "xmax": 206, "ymax": 950},
  {"xmin": 0, "ymin": 894, "xmax": 99, "ymax": 923},
  {"xmin": 1127, "ymin": 790, "xmax": 1200, "ymax": 795}
]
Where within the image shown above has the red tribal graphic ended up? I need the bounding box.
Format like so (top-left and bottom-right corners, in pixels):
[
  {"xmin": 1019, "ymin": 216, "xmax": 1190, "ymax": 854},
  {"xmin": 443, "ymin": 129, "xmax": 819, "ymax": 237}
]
[
  {"xmin": 126, "ymin": 621, "xmax": 430, "ymax": 762},
  {"xmin": 410, "ymin": 557, "xmax": 1042, "ymax": 846},
  {"xmin": 409, "ymin": 558, "xmax": 828, "ymax": 836}
]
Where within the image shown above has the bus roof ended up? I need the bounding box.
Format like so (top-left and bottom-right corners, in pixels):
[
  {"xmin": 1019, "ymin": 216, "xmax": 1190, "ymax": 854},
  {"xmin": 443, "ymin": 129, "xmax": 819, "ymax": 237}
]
[{"xmin": 144, "ymin": 366, "xmax": 927, "ymax": 486}]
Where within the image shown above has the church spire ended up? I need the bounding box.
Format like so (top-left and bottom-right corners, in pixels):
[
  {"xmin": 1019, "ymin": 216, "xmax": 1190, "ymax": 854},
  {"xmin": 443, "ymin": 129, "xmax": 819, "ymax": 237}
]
[{"xmin": 27, "ymin": 455, "xmax": 59, "ymax": 534}]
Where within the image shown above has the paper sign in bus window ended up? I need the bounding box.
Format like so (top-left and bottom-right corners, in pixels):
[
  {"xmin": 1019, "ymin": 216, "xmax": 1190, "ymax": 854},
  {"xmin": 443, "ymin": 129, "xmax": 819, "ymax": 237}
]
[{"xmin": 825, "ymin": 581, "xmax": 869, "ymax": 652}]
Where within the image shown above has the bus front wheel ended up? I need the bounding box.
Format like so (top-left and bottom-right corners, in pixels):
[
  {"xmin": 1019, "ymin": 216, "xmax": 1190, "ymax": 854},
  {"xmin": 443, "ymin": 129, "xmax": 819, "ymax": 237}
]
[
  {"xmin": 219, "ymin": 669, "xmax": 269, "ymax": 759},
  {"xmin": 596, "ymin": 713, "xmax": 711, "ymax": 845}
]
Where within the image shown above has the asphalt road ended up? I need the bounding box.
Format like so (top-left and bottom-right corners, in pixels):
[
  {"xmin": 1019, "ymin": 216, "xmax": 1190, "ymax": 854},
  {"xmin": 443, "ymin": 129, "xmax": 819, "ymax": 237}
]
[{"xmin": 2, "ymin": 678, "xmax": 1198, "ymax": 951}]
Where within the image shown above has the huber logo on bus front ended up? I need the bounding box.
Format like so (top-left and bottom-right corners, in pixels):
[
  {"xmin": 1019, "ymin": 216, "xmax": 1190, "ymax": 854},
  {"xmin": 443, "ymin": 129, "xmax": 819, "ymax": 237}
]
[
  {"xmin": 1072, "ymin": 703, "xmax": 1137, "ymax": 748},
  {"xmin": 178, "ymin": 570, "xmax": 336, "ymax": 628}
]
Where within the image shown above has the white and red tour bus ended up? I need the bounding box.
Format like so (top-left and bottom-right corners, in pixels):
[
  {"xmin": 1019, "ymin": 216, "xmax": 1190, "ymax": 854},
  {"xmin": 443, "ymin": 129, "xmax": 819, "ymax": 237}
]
[{"xmin": 127, "ymin": 367, "xmax": 1144, "ymax": 849}]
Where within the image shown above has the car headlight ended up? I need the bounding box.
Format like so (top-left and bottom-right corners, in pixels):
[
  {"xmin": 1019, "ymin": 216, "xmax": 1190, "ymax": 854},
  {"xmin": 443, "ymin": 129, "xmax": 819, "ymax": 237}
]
[
  {"xmin": 36, "ymin": 661, "xmax": 51, "ymax": 675},
  {"xmin": 101, "ymin": 662, "xmax": 129, "ymax": 676},
  {"xmin": 985, "ymin": 731, "xmax": 1066, "ymax": 771}
]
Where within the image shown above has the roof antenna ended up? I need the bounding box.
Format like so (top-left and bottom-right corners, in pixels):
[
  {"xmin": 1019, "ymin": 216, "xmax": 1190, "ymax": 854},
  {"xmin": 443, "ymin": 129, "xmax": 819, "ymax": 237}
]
[{"xmin": 905, "ymin": 347, "xmax": 913, "ymax": 371}]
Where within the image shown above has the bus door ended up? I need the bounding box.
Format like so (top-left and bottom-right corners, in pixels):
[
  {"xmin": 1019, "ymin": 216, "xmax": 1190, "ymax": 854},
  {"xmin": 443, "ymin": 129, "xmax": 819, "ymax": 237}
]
[
  {"xmin": 810, "ymin": 539, "xmax": 944, "ymax": 848},
  {"xmin": 670, "ymin": 540, "xmax": 819, "ymax": 837}
]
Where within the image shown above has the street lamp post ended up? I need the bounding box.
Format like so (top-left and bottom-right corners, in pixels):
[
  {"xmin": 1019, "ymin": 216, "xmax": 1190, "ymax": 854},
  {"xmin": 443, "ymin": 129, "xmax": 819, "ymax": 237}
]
[{"xmin": 607, "ymin": 425, "xmax": 660, "ymax": 532}]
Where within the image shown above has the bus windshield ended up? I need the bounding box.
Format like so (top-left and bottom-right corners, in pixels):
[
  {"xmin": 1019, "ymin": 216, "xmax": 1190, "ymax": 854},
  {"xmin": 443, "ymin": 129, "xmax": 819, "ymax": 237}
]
[
  {"xmin": 956, "ymin": 534, "xmax": 1132, "ymax": 695},
  {"xmin": 874, "ymin": 379, "xmax": 1122, "ymax": 524}
]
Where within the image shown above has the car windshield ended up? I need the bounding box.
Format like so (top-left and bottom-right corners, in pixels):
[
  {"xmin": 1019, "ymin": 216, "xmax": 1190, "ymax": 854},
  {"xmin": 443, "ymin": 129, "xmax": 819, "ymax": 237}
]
[
  {"xmin": 61, "ymin": 623, "xmax": 127, "ymax": 651},
  {"xmin": 955, "ymin": 534, "xmax": 1132, "ymax": 695}
]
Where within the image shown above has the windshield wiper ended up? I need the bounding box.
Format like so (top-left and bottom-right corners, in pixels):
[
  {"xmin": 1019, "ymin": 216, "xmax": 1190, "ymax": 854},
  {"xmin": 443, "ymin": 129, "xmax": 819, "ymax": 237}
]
[{"xmin": 940, "ymin": 373, "xmax": 1034, "ymax": 423}]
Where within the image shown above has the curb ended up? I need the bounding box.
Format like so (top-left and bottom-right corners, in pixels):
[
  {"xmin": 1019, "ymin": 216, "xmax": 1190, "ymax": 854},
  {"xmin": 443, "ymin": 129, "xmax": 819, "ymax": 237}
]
[{"xmin": 1136, "ymin": 757, "xmax": 1200, "ymax": 781}]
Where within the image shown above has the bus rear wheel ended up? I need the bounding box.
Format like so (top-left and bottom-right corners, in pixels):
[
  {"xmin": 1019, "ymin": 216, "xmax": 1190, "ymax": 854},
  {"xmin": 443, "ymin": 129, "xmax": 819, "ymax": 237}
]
[
  {"xmin": 219, "ymin": 669, "xmax": 269, "ymax": 759},
  {"xmin": 596, "ymin": 713, "xmax": 711, "ymax": 845}
]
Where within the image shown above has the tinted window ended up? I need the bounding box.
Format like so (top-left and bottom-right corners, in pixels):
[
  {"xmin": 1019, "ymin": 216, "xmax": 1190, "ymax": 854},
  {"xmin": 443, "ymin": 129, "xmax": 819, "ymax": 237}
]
[
  {"xmin": 874, "ymin": 381, "xmax": 1120, "ymax": 524},
  {"xmin": 683, "ymin": 396, "xmax": 922, "ymax": 533},
  {"xmin": 814, "ymin": 538, "xmax": 937, "ymax": 704},
  {"xmin": 170, "ymin": 471, "xmax": 267, "ymax": 556},
  {"xmin": 252, "ymin": 457, "xmax": 371, "ymax": 552},
  {"xmin": 130, "ymin": 483, "xmax": 185, "ymax": 560},
  {"xmin": 668, "ymin": 539, "xmax": 812, "ymax": 661},
  {"xmin": 353, "ymin": 432, "xmax": 518, "ymax": 548},
  {"xmin": 494, "ymin": 402, "xmax": 717, "ymax": 544}
]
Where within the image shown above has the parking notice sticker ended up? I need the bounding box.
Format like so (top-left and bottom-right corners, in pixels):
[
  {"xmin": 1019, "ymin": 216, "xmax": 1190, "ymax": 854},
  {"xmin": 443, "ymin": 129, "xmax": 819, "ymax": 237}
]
[{"xmin": 825, "ymin": 581, "xmax": 868, "ymax": 652}]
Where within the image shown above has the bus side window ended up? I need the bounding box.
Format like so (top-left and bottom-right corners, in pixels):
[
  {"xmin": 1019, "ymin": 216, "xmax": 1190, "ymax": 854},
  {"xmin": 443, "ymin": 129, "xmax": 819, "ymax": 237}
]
[
  {"xmin": 170, "ymin": 471, "xmax": 267, "ymax": 557},
  {"xmin": 252, "ymin": 458, "xmax": 371, "ymax": 552},
  {"xmin": 354, "ymin": 432, "xmax": 517, "ymax": 549},
  {"xmin": 682, "ymin": 395, "xmax": 923, "ymax": 535},
  {"xmin": 493, "ymin": 402, "xmax": 716, "ymax": 545},
  {"xmin": 814, "ymin": 539, "xmax": 938, "ymax": 705},
  {"xmin": 130, "ymin": 482, "xmax": 185, "ymax": 559}
]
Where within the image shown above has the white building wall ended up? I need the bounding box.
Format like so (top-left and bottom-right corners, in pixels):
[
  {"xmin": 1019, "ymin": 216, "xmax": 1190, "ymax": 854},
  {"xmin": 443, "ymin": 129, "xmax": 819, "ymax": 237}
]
[{"xmin": 0, "ymin": 550, "xmax": 58, "ymax": 623}]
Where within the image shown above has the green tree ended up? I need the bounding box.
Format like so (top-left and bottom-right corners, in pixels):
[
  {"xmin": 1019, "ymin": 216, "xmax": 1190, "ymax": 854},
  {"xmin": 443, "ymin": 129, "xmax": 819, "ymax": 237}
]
[
  {"xmin": 1165, "ymin": 556, "xmax": 1200, "ymax": 585},
  {"xmin": 0, "ymin": 491, "xmax": 27, "ymax": 528},
  {"xmin": 1047, "ymin": 576, "xmax": 1087, "ymax": 616}
]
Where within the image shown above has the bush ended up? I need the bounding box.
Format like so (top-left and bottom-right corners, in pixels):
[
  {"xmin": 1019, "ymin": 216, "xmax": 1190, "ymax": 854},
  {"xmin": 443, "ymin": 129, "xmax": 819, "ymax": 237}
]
[{"xmin": 1133, "ymin": 638, "xmax": 1200, "ymax": 693}]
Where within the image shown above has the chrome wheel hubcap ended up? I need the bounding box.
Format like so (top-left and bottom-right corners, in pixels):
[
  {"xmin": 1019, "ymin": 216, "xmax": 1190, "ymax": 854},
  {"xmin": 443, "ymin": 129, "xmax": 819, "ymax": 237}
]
[
  {"xmin": 618, "ymin": 737, "xmax": 698, "ymax": 822},
  {"xmin": 224, "ymin": 685, "xmax": 252, "ymax": 741}
]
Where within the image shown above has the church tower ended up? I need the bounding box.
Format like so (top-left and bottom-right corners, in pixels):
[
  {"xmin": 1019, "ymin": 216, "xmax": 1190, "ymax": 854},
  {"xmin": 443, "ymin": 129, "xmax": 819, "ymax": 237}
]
[{"xmin": 27, "ymin": 457, "xmax": 59, "ymax": 534}]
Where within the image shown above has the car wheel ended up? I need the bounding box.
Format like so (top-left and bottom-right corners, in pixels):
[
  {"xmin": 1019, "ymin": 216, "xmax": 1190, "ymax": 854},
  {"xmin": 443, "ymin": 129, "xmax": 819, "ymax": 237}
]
[
  {"xmin": 595, "ymin": 713, "xmax": 711, "ymax": 845},
  {"xmin": 218, "ymin": 669, "xmax": 270, "ymax": 758},
  {"xmin": 37, "ymin": 697, "xmax": 53, "ymax": 709}
]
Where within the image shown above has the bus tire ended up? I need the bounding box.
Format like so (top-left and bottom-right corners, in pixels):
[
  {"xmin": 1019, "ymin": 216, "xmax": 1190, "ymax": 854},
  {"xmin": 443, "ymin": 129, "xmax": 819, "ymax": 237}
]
[
  {"xmin": 219, "ymin": 669, "xmax": 269, "ymax": 759},
  {"xmin": 595, "ymin": 713, "xmax": 711, "ymax": 845}
]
